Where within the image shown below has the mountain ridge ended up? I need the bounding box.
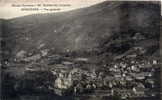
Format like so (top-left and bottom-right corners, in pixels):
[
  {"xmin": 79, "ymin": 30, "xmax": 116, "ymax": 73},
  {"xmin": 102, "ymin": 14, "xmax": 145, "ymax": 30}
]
[{"xmin": 1, "ymin": 1, "xmax": 160, "ymax": 61}]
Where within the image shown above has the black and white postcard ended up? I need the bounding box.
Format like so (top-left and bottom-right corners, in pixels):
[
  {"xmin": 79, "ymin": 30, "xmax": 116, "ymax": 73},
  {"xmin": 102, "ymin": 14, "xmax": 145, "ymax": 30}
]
[{"xmin": 0, "ymin": 0, "xmax": 161, "ymax": 100}]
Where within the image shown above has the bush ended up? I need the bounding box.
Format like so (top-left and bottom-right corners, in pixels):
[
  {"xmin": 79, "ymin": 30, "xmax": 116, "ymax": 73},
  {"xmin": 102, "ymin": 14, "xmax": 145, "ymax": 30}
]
[{"xmin": 14, "ymin": 70, "xmax": 56, "ymax": 94}]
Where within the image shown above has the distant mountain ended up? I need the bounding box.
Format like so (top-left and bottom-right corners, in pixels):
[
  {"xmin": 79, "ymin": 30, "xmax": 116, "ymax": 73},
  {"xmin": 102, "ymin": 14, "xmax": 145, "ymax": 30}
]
[{"xmin": 1, "ymin": 1, "xmax": 160, "ymax": 60}]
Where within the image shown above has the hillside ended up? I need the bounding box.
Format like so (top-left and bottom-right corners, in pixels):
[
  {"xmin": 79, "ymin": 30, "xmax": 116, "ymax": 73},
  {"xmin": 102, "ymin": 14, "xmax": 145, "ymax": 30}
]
[{"xmin": 1, "ymin": 1, "xmax": 160, "ymax": 61}]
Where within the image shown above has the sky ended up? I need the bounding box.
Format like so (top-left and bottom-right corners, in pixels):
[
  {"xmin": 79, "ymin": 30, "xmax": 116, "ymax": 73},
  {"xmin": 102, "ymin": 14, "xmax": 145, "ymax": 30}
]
[
  {"xmin": 0, "ymin": 0, "xmax": 161, "ymax": 19},
  {"xmin": 0, "ymin": 0, "xmax": 108, "ymax": 19}
]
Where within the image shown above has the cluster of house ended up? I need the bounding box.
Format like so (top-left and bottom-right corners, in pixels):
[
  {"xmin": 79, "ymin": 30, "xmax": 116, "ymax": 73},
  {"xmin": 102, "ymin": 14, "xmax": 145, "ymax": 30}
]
[
  {"xmin": 46, "ymin": 56, "xmax": 160, "ymax": 98},
  {"xmin": 14, "ymin": 47, "xmax": 160, "ymax": 98},
  {"xmin": 103, "ymin": 57, "xmax": 159, "ymax": 98}
]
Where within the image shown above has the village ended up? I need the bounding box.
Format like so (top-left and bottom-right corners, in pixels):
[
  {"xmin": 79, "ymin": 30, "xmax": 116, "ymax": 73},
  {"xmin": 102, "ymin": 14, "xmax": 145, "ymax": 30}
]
[
  {"xmin": 6, "ymin": 47, "xmax": 159, "ymax": 100},
  {"xmin": 49, "ymin": 57, "xmax": 160, "ymax": 99}
]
